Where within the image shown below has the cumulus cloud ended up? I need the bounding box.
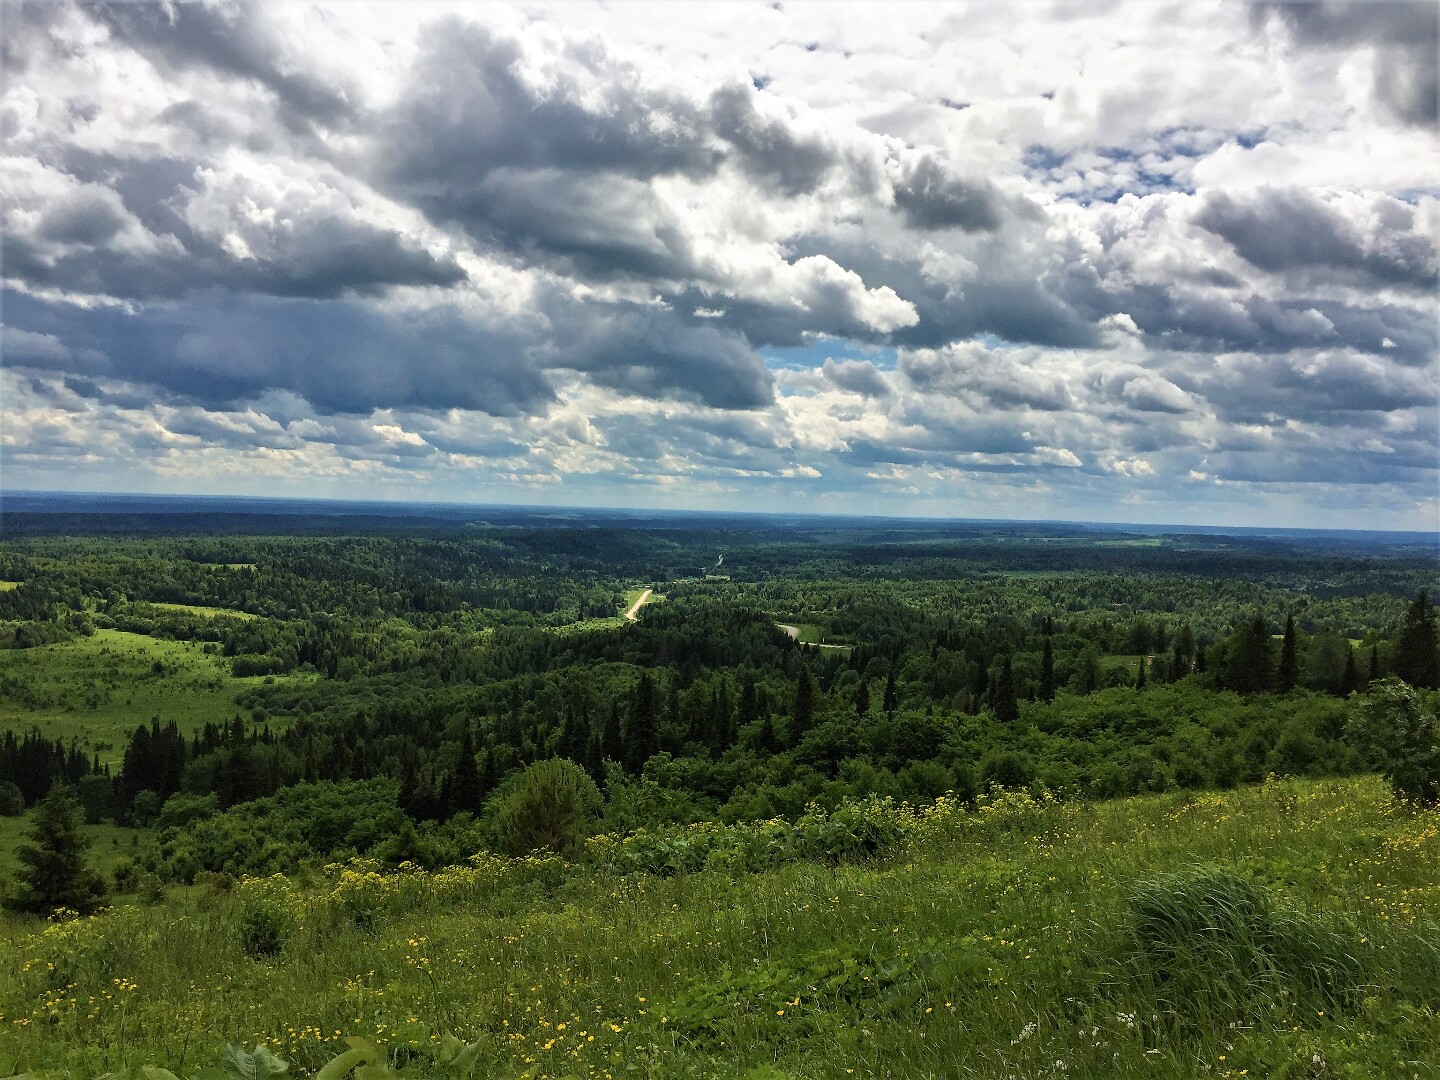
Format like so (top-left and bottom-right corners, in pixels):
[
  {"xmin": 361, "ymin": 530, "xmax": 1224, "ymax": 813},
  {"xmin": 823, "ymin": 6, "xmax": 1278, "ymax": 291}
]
[{"xmin": 0, "ymin": 0, "xmax": 1434, "ymax": 527}]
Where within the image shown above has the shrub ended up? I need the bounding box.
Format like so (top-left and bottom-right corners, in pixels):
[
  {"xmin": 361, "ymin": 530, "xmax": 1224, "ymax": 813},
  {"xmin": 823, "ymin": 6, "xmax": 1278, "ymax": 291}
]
[
  {"xmin": 490, "ymin": 758, "xmax": 603, "ymax": 856},
  {"xmin": 979, "ymin": 750, "xmax": 1035, "ymax": 791},
  {"xmin": 1346, "ymin": 677, "xmax": 1440, "ymax": 804}
]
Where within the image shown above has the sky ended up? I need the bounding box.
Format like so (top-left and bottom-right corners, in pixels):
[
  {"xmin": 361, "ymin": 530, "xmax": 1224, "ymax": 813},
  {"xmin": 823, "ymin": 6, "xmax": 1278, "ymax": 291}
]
[{"xmin": 1, "ymin": 0, "xmax": 1437, "ymax": 529}]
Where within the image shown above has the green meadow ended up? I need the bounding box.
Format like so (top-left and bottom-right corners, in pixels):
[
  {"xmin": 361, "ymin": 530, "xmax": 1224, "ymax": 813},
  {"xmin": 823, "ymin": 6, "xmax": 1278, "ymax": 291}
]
[
  {"xmin": 0, "ymin": 775, "xmax": 1435, "ymax": 1079},
  {"xmin": 0, "ymin": 630, "xmax": 296, "ymax": 763}
]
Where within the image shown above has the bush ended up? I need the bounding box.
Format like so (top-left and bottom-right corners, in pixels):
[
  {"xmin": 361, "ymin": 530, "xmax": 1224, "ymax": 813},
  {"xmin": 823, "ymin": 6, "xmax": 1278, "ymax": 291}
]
[
  {"xmin": 1346, "ymin": 678, "xmax": 1440, "ymax": 804},
  {"xmin": 489, "ymin": 758, "xmax": 603, "ymax": 856},
  {"xmin": 980, "ymin": 750, "xmax": 1035, "ymax": 791}
]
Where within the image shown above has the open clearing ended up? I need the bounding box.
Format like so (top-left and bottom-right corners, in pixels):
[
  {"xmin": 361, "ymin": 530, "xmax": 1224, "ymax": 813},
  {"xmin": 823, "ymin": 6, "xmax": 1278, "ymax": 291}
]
[
  {"xmin": 0, "ymin": 629, "xmax": 301, "ymax": 762},
  {"xmin": 141, "ymin": 601, "xmax": 257, "ymax": 620}
]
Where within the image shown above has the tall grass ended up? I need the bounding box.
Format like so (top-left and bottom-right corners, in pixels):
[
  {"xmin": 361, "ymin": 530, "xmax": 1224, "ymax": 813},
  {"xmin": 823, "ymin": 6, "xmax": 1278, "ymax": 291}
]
[{"xmin": 0, "ymin": 775, "xmax": 1436, "ymax": 1079}]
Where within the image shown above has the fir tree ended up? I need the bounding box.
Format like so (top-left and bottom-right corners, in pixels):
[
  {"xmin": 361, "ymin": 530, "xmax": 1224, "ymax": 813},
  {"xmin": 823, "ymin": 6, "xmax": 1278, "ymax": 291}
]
[
  {"xmin": 1370, "ymin": 644, "xmax": 1381, "ymax": 684},
  {"xmin": 1278, "ymin": 615, "xmax": 1299, "ymax": 693},
  {"xmin": 6, "ymin": 785, "xmax": 106, "ymax": 915},
  {"xmin": 1135, "ymin": 656, "xmax": 1147, "ymax": 691},
  {"xmin": 600, "ymin": 701, "xmax": 624, "ymax": 765},
  {"xmin": 1225, "ymin": 615, "xmax": 1273, "ymax": 694},
  {"xmin": 854, "ymin": 678, "xmax": 871, "ymax": 715},
  {"xmin": 1395, "ymin": 592, "xmax": 1439, "ymax": 689},
  {"xmin": 1340, "ymin": 648, "xmax": 1360, "ymax": 697},
  {"xmin": 1195, "ymin": 641, "xmax": 1207, "ymax": 675},
  {"xmin": 445, "ymin": 727, "xmax": 483, "ymax": 816},
  {"xmin": 624, "ymin": 671, "xmax": 658, "ymax": 773},
  {"xmin": 991, "ymin": 655, "xmax": 1019, "ymax": 723},
  {"xmin": 792, "ymin": 667, "xmax": 816, "ymax": 744},
  {"xmin": 883, "ymin": 669, "xmax": 898, "ymax": 716},
  {"xmin": 1039, "ymin": 637, "xmax": 1055, "ymax": 703}
]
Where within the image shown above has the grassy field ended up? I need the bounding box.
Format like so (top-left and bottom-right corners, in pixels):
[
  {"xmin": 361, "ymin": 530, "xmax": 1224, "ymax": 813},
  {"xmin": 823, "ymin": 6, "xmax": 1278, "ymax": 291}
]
[
  {"xmin": 142, "ymin": 601, "xmax": 257, "ymax": 620},
  {"xmin": 0, "ymin": 775, "xmax": 1434, "ymax": 1078},
  {"xmin": 0, "ymin": 630, "xmax": 300, "ymax": 762},
  {"xmin": 0, "ymin": 583, "xmax": 19, "ymax": 592}
]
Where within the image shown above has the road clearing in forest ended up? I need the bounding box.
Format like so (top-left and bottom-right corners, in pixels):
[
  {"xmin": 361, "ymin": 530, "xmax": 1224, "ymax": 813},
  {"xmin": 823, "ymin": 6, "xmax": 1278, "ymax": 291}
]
[{"xmin": 624, "ymin": 587, "xmax": 654, "ymax": 622}]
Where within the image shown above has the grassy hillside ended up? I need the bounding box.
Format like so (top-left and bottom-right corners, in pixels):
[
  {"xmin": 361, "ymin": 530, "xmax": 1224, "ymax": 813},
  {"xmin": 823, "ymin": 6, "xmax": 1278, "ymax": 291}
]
[
  {"xmin": 1, "ymin": 775, "xmax": 1436, "ymax": 1078},
  {"xmin": 0, "ymin": 630, "xmax": 304, "ymax": 763}
]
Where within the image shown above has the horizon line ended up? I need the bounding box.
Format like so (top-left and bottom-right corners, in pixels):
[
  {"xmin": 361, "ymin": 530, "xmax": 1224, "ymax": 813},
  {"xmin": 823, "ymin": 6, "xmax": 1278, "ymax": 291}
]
[{"xmin": 3, "ymin": 488, "xmax": 1437, "ymax": 541}]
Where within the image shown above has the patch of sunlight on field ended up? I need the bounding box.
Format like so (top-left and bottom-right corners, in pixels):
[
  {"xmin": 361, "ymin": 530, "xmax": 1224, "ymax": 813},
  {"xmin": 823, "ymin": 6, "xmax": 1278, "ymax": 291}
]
[{"xmin": 0, "ymin": 629, "xmax": 305, "ymax": 763}]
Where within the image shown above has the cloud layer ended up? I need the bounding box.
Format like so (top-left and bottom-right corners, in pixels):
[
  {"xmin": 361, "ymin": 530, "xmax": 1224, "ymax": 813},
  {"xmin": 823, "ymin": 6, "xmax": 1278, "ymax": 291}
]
[{"xmin": 2, "ymin": 1, "xmax": 1437, "ymax": 528}]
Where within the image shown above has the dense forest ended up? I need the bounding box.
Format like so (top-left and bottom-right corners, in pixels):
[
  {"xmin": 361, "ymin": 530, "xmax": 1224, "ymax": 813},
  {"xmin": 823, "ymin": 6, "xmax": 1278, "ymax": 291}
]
[{"xmin": 0, "ymin": 510, "xmax": 1436, "ymax": 889}]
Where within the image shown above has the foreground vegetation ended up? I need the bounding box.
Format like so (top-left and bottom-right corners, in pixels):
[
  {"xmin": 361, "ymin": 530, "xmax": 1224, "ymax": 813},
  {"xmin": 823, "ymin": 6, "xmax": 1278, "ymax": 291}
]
[{"xmin": 0, "ymin": 775, "xmax": 1436, "ymax": 1078}]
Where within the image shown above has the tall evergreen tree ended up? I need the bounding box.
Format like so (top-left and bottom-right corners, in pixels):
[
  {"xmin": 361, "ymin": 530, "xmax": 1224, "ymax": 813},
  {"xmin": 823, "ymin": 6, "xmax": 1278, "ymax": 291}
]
[
  {"xmin": 1395, "ymin": 591, "xmax": 1439, "ymax": 689},
  {"xmin": 1039, "ymin": 637, "xmax": 1055, "ymax": 703},
  {"xmin": 624, "ymin": 671, "xmax": 658, "ymax": 773},
  {"xmin": 445, "ymin": 727, "xmax": 483, "ymax": 816},
  {"xmin": 854, "ymin": 678, "xmax": 871, "ymax": 715},
  {"xmin": 1369, "ymin": 644, "xmax": 1381, "ymax": 684},
  {"xmin": 1194, "ymin": 641, "xmax": 1207, "ymax": 675},
  {"xmin": 1278, "ymin": 615, "xmax": 1299, "ymax": 692},
  {"xmin": 600, "ymin": 701, "xmax": 624, "ymax": 765},
  {"xmin": 883, "ymin": 669, "xmax": 898, "ymax": 716},
  {"xmin": 1340, "ymin": 647, "xmax": 1360, "ymax": 697},
  {"xmin": 792, "ymin": 667, "xmax": 816, "ymax": 744},
  {"xmin": 1225, "ymin": 615, "xmax": 1273, "ymax": 693},
  {"xmin": 5, "ymin": 785, "xmax": 106, "ymax": 915},
  {"xmin": 1135, "ymin": 656, "xmax": 1147, "ymax": 691},
  {"xmin": 991, "ymin": 655, "xmax": 1019, "ymax": 723}
]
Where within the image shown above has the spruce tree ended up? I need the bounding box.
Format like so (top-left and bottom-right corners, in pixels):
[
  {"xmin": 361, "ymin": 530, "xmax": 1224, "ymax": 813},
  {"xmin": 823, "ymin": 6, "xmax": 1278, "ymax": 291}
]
[
  {"xmin": 792, "ymin": 668, "xmax": 816, "ymax": 744},
  {"xmin": 624, "ymin": 672, "xmax": 657, "ymax": 773},
  {"xmin": 6, "ymin": 785, "xmax": 106, "ymax": 916},
  {"xmin": 854, "ymin": 679, "xmax": 871, "ymax": 715},
  {"xmin": 1278, "ymin": 615, "xmax": 1299, "ymax": 692},
  {"xmin": 446, "ymin": 728, "xmax": 483, "ymax": 816},
  {"xmin": 1370, "ymin": 644, "xmax": 1381, "ymax": 683},
  {"xmin": 1135, "ymin": 656, "xmax": 1147, "ymax": 691},
  {"xmin": 1340, "ymin": 648, "xmax": 1359, "ymax": 697},
  {"xmin": 1395, "ymin": 592, "xmax": 1439, "ymax": 689},
  {"xmin": 1039, "ymin": 637, "xmax": 1055, "ymax": 703},
  {"xmin": 991, "ymin": 655, "xmax": 1019, "ymax": 723},
  {"xmin": 600, "ymin": 701, "xmax": 624, "ymax": 766},
  {"xmin": 883, "ymin": 669, "xmax": 898, "ymax": 716}
]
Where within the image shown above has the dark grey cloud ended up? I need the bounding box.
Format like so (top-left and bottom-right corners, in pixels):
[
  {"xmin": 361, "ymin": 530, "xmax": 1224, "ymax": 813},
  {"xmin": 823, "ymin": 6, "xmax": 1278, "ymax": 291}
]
[
  {"xmin": 891, "ymin": 154, "xmax": 1006, "ymax": 232},
  {"xmin": 1194, "ymin": 350, "xmax": 1436, "ymax": 425},
  {"xmin": 1256, "ymin": 1, "xmax": 1438, "ymax": 125},
  {"xmin": 4, "ymin": 157, "xmax": 468, "ymax": 301},
  {"xmin": 3, "ymin": 289, "xmax": 551, "ymax": 416},
  {"xmin": 376, "ymin": 17, "xmax": 852, "ymax": 275},
  {"xmin": 89, "ymin": 0, "xmax": 355, "ymax": 129},
  {"xmin": 822, "ymin": 358, "xmax": 891, "ymax": 398},
  {"xmin": 789, "ymin": 236, "xmax": 1100, "ymax": 350},
  {"xmin": 1194, "ymin": 188, "xmax": 1437, "ymax": 291},
  {"xmin": 2, "ymin": 281, "xmax": 775, "ymax": 416},
  {"xmin": 900, "ymin": 350, "xmax": 1075, "ymax": 411},
  {"xmin": 542, "ymin": 304, "xmax": 774, "ymax": 411}
]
